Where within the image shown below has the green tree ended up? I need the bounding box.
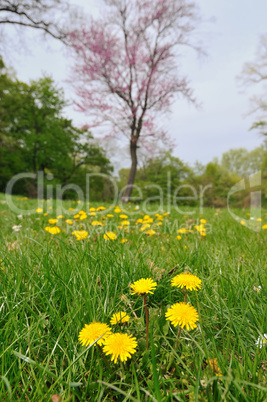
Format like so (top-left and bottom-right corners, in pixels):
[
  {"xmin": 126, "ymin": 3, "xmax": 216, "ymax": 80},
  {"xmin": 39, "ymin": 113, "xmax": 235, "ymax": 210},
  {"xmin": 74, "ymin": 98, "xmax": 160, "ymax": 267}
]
[
  {"xmin": 221, "ymin": 146, "xmax": 266, "ymax": 177},
  {"xmin": 119, "ymin": 151, "xmax": 192, "ymax": 202},
  {"xmin": 0, "ymin": 58, "xmax": 113, "ymax": 198}
]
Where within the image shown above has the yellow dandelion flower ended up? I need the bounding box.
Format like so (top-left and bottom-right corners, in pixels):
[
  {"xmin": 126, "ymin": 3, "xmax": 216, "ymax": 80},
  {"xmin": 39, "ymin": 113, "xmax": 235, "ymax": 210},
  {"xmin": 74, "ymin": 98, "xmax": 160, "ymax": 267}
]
[
  {"xmin": 89, "ymin": 207, "xmax": 96, "ymax": 212},
  {"xmin": 78, "ymin": 322, "xmax": 111, "ymax": 347},
  {"xmin": 36, "ymin": 208, "xmax": 43, "ymax": 213},
  {"xmin": 130, "ymin": 278, "xmax": 157, "ymax": 295},
  {"xmin": 177, "ymin": 228, "xmax": 188, "ymax": 234},
  {"xmin": 194, "ymin": 224, "xmax": 206, "ymax": 233},
  {"xmin": 143, "ymin": 217, "xmax": 153, "ymax": 223},
  {"xmin": 120, "ymin": 214, "xmax": 128, "ymax": 219},
  {"xmin": 140, "ymin": 223, "xmax": 151, "ymax": 232},
  {"xmin": 121, "ymin": 220, "xmax": 130, "ymax": 226},
  {"xmin": 135, "ymin": 218, "xmax": 143, "ymax": 224},
  {"xmin": 65, "ymin": 219, "xmax": 73, "ymax": 225},
  {"xmin": 97, "ymin": 206, "xmax": 106, "ymax": 211},
  {"xmin": 121, "ymin": 239, "xmax": 128, "ymax": 244},
  {"xmin": 165, "ymin": 302, "xmax": 199, "ymax": 330},
  {"xmin": 103, "ymin": 232, "xmax": 117, "ymax": 240},
  {"xmin": 72, "ymin": 230, "xmax": 88, "ymax": 240},
  {"xmin": 145, "ymin": 229, "xmax": 156, "ymax": 236},
  {"xmin": 107, "ymin": 214, "xmax": 114, "ymax": 218},
  {"xmin": 79, "ymin": 213, "xmax": 87, "ymax": 220},
  {"xmin": 262, "ymin": 224, "xmax": 267, "ymax": 229},
  {"xmin": 110, "ymin": 312, "xmax": 130, "ymax": 325},
  {"xmin": 69, "ymin": 207, "xmax": 75, "ymax": 211},
  {"xmin": 208, "ymin": 358, "xmax": 222, "ymax": 377},
  {"xmin": 114, "ymin": 207, "xmax": 122, "ymax": 213},
  {"xmin": 45, "ymin": 226, "xmax": 60, "ymax": 235},
  {"xmin": 90, "ymin": 212, "xmax": 96, "ymax": 216},
  {"xmin": 171, "ymin": 272, "xmax": 202, "ymax": 291},
  {"xmin": 91, "ymin": 221, "xmax": 103, "ymax": 226},
  {"xmin": 43, "ymin": 213, "xmax": 48, "ymax": 216},
  {"xmin": 57, "ymin": 215, "xmax": 64, "ymax": 219},
  {"xmin": 200, "ymin": 218, "xmax": 207, "ymax": 224},
  {"xmin": 103, "ymin": 333, "xmax": 137, "ymax": 363},
  {"xmin": 48, "ymin": 218, "xmax": 58, "ymax": 225},
  {"xmin": 177, "ymin": 235, "xmax": 182, "ymax": 240}
]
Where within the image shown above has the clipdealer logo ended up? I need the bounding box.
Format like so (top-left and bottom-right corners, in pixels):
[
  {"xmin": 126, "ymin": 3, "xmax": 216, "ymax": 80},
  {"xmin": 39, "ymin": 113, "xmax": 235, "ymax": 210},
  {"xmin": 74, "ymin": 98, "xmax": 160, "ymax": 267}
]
[{"xmin": 227, "ymin": 171, "xmax": 262, "ymax": 232}]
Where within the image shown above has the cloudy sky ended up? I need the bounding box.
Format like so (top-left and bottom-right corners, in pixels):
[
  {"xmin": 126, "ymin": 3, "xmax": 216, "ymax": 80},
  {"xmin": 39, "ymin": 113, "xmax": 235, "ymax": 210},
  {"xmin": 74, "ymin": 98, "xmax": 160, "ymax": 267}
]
[{"xmin": 2, "ymin": 0, "xmax": 267, "ymax": 170}]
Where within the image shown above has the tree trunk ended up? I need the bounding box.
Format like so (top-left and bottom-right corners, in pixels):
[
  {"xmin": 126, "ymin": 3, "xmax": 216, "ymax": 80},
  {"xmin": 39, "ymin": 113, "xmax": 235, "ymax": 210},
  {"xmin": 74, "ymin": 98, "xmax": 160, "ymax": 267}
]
[{"xmin": 122, "ymin": 139, "xmax": 138, "ymax": 203}]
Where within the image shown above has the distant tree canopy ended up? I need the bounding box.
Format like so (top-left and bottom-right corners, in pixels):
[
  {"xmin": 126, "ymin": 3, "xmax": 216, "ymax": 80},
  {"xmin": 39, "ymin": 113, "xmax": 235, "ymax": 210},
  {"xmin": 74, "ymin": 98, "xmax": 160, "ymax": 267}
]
[
  {"xmin": 119, "ymin": 152, "xmax": 193, "ymax": 200},
  {"xmin": 119, "ymin": 146, "xmax": 267, "ymax": 207},
  {"xmin": 221, "ymin": 146, "xmax": 266, "ymax": 177},
  {"xmin": 0, "ymin": 57, "xmax": 113, "ymax": 199}
]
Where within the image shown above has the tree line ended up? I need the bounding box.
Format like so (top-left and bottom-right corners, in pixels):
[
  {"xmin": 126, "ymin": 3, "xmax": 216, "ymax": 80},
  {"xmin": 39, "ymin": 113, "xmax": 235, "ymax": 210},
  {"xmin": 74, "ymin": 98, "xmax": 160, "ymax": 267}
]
[
  {"xmin": 118, "ymin": 147, "xmax": 267, "ymax": 207},
  {"xmin": 0, "ymin": 55, "xmax": 266, "ymax": 206}
]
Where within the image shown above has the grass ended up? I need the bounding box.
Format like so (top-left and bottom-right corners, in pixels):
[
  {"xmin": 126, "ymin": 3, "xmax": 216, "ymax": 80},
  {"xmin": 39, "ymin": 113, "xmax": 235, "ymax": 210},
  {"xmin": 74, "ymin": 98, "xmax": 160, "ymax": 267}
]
[{"xmin": 0, "ymin": 193, "xmax": 267, "ymax": 401}]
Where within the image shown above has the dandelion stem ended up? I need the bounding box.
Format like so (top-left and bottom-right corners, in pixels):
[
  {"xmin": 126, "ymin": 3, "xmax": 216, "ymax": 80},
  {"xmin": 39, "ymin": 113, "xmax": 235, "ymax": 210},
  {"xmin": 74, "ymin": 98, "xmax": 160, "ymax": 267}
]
[
  {"xmin": 97, "ymin": 344, "xmax": 109, "ymax": 366},
  {"xmin": 184, "ymin": 288, "xmax": 187, "ymax": 304},
  {"xmin": 174, "ymin": 326, "xmax": 182, "ymax": 350},
  {"xmin": 143, "ymin": 295, "xmax": 149, "ymax": 349}
]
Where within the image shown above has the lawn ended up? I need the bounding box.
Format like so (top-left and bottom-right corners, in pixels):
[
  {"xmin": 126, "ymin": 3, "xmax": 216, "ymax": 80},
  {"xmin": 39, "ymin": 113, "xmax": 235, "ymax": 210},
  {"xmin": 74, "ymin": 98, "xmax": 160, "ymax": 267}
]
[{"xmin": 0, "ymin": 194, "xmax": 267, "ymax": 401}]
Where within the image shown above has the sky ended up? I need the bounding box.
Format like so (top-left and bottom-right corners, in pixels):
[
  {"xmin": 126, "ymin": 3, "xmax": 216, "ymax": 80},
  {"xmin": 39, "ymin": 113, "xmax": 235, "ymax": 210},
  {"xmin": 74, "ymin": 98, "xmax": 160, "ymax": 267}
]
[{"xmin": 2, "ymin": 0, "xmax": 267, "ymax": 171}]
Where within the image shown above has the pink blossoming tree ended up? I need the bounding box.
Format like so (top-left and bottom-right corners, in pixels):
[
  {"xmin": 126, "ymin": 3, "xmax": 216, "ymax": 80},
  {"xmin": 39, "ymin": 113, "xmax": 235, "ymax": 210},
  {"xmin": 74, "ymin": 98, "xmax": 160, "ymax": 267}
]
[{"xmin": 69, "ymin": 0, "xmax": 201, "ymax": 201}]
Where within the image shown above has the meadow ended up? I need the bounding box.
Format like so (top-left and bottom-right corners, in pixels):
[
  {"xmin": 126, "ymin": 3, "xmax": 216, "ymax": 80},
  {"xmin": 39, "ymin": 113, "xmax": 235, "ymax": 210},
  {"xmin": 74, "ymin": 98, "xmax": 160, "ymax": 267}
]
[{"xmin": 0, "ymin": 193, "xmax": 267, "ymax": 401}]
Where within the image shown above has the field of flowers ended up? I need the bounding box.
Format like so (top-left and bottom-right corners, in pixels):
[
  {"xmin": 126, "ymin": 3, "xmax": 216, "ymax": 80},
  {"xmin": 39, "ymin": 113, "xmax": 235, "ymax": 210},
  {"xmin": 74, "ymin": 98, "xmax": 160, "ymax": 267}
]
[{"xmin": 0, "ymin": 193, "xmax": 267, "ymax": 401}]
